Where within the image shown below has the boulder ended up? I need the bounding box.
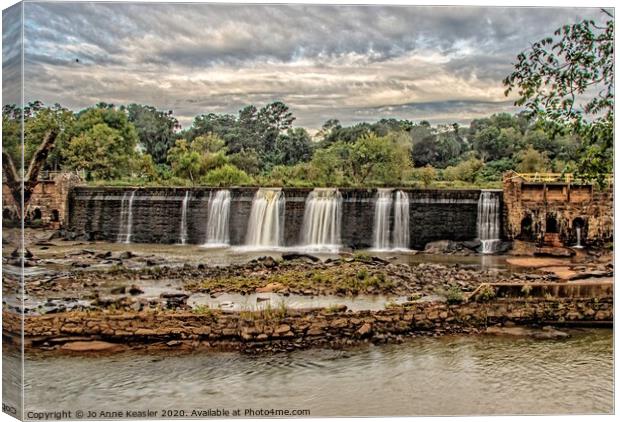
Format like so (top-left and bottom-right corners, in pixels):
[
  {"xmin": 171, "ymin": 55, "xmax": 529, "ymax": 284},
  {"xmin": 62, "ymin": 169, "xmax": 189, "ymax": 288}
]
[
  {"xmin": 60, "ymin": 341, "xmax": 123, "ymax": 352},
  {"xmin": 462, "ymin": 240, "xmax": 481, "ymax": 250},
  {"xmin": 281, "ymin": 253, "xmax": 320, "ymax": 263},
  {"xmin": 424, "ymin": 240, "xmax": 460, "ymax": 254}
]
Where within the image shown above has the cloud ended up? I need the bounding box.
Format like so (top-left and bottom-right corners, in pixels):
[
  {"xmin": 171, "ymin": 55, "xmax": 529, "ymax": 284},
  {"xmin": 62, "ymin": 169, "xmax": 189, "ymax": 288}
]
[{"xmin": 13, "ymin": 2, "xmax": 605, "ymax": 129}]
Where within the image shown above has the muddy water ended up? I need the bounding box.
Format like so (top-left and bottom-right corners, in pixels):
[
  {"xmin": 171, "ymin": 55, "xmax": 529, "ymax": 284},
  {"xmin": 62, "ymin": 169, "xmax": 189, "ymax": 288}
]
[{"xmin": 22, "ymin": 330, "xmax": 612, "ymax": 416}]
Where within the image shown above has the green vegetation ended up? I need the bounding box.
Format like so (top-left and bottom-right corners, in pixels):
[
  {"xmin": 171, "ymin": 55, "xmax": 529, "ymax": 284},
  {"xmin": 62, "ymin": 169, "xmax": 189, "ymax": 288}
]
[
  {"xmin": 2, "ymin": 15, "xmax": 612, "ymax": 188},
  {"xmin": 199, "ymin": 262, "xmax": 396, "ymax": 295},
  {"xmin": 504, "ymin": 11, "xmax": 614, "ymax": 187},
  {"xmin": 444, "ymin": 285, "xmax": 464, "ymax": 304}
]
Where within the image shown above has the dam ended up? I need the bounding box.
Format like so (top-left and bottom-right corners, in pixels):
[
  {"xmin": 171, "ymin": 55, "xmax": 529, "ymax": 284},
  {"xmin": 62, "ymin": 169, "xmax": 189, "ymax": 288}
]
[{"xmin": 67, "ymin": 187, "xmax": 498, "ymax": 251}]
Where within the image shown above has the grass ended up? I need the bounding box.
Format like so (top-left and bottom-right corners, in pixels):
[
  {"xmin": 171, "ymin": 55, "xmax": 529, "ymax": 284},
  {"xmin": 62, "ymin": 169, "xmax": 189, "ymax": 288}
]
[
  {"xmin": 199, "ymin": 262, "xmax": 396, "ymax": 295},
  {"xmin": 192, "ymin": 305, "xmax": 213, "ymax": 315}
]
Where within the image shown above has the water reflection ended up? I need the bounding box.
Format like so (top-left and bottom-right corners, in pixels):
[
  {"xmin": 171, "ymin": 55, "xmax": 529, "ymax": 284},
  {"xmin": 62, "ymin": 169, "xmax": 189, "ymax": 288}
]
[{"xmin": 23, "ymin": 330, "xmax": 613, "ymax": 416}]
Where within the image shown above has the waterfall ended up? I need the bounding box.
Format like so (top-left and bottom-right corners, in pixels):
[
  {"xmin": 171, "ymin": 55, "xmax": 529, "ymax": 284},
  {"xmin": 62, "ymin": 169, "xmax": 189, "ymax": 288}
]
[
  {"xmin": 477, "ymin": 190, "xmax": 501, "ymax": 254},
  {"xmin": 245, "ymin": 188, "xmax": 285, "ymax": 248},
  {"xmin": 117, "ymin": 190, "xmax": 136, "ymax": 244},
  {"xmin": 393, "ymin": 190, "xmax": 410, "ymax": 249},
  {"xmin": 575, "ymin": 227, "xmax": 583, "ymax": 248},
  {"xmin": 203, "ymin": 190, "xmax": 231, "ymax": 247},
  {"xmin": 178, "ymin": 191, "xmax": 190, "ymax": 245},
  {"xmin": 373, "ymin": 189, "xmax": 393, "ymax": 250},
  {"xmin": 301, "ymin": 188, "xmax": 342, "ymax": 250},
  {"xmin": 372, "ymin": 189, "xmax": 410, "ymax": 250}
]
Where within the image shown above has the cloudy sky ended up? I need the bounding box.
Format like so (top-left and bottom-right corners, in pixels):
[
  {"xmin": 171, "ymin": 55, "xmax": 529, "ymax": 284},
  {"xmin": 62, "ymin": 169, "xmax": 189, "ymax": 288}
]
[{"xmin": 3, "ymin": 2, "xmax": 605, "ymax": 130}]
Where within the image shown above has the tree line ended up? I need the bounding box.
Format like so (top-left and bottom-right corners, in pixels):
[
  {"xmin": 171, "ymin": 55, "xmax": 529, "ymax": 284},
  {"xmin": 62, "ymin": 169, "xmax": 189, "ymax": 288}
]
[{"xmin": 0, "ymin": 100, "xmax": 593, "ymax": 188}]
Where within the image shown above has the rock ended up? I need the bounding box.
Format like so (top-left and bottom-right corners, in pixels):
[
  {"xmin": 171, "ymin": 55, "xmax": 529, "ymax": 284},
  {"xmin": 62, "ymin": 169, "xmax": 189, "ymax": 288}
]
[
  {"xmin": 534, "ymin": 246, "xmax": 575, "ymax": 258},
  {"xmin": 128, "ymin": 285, "xmax": 144, "ymax": 295},
  {"xmin": 281, "ymin": 253, "xmax": 320, "ymax": 263},
  {"xmin": 256, "ymin": 282, "xmax": 284, "ymax": 293},
  {"xmin": 424, "ymin": 240, "xmax": 461, "ymax": 254},
  {"xmin": 357, "ymin": 322, "xmax": 373, "ymax": 338},
  {"xmin": 118, "ymin": 251, "xmax": 134, "ymax": 260},
  {"xmin": 485, "ymin": 325, "xmax": 569, "ymax": 339},
  {"xmin": 274, "ymin": 324, "xmax": 291, "ymax": 335},
  {"xmin": 96, "ymin": 251, "xmax": 112, "ymax": 259},
  {"xmin": 60, "ymin": 341, "xmax": 122, "ymax": 352},
  {"xmin": 462, "ymin": 240, "xmax": 481, "ymax": 250},
  {"xmin": 110, "ymin": 286, "xmax": 126, "ymax": 294}
]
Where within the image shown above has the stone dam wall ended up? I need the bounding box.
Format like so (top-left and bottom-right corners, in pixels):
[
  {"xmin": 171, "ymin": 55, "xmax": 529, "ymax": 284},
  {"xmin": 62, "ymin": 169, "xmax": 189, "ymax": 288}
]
[{"xmin": 67, "ymin": 187, "xmax": 487, "ymax": 250}]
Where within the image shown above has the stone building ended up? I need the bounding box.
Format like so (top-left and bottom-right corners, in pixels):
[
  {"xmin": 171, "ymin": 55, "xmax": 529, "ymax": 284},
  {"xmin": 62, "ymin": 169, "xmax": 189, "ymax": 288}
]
[
  {"xmin": 2, "ymin": 172, "xmax": 82, "ymax": 228},
  {"xmin": 502, "ymin": 171, "xmax": 613, "ymax": 247}
]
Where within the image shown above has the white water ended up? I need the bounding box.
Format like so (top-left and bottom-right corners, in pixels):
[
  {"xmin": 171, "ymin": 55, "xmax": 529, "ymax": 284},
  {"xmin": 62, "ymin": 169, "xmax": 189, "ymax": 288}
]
[
  {"xmin": 178, "ymin": 191, "xmax": 190, "ymax": 245},
  {"xmin": 373, "ymin": 189, "xmax": 393, "ymax": 250},
  {"xmin": 477, "ymin": 190, "xmax": 501, "ymax": 254},
  {"xmin": 575, "ymin": 226, "xmax": 584, "ymax": 248},
  {"xmin": 245, "ymin": 189, "xmax": 285, "ymax": 248},
  {"xmin": 203, "ymin": 190, "xmax": 231, "ymax": 247},
  {"xmin": 393, "ymin": 190, "xmax": 410, "ymax": 249},
  {"xmin": 117, "ymin": 191, "xmax": 136, "ymax": 244},
  {"xmin": 301, "ymin": 188, "xmax": 342, "ymax": 251},
  {"xmin": 372, "ymin": 190, "xmax": 410, "ymax": 250}
]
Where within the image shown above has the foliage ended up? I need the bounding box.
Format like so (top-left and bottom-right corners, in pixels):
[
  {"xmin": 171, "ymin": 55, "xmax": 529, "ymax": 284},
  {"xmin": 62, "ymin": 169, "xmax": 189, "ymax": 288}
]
[
  {"xmin": 504, "ymin": 11, "xmax": 614, "ymax": 186},
  {"xmin": 516, "ymin": 145, "xmax": 551, "ymax": 173},
  {"xmin": 125, "ymin": 103, "xmax": 180, "ymax": 165},
  {"xmin": 200, "ymin": 164, "xmax": 253, "ymax": 186},
  {"xmin": 414, "ymin": 165, "xmax": 437, "ymax": 187}
]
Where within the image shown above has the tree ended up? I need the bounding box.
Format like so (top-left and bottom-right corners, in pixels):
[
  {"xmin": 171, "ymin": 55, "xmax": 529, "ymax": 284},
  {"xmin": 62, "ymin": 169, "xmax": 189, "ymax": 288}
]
[
  {"xmin": 516, "ymin": 145, "xmax": 551, "ymax": 173},
  {"xmin": 504, "ymin": 11, "xmax": 614, "ymax": 186},
  {"xmin": 64, "ymin": 124, "xmax": 136, "ymax": 180},
  {"xmin": 274, "ymin": 128, "xmax": 313, "ymax": 166},
  {"xmin": 63, "ymin": 106, "xmax": 139, "ymax": 180},
  {"xmin": 200, "ymin": 164, "xmax": 253, "ymax": 186},
  {"xmin": 125, "ymin": 104, "xmax": 180, "ymax": 165},
  {"xmin": 2, "ymin": 129, "xmax": 59, "ymax": 215}
]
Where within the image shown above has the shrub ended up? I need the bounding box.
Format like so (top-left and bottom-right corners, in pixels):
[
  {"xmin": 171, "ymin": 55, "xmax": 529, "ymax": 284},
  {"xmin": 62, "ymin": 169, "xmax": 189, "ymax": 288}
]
[
  {"xmin": 475, "ymin": 284, "xmax": 496, "ymax": 302},
  {"xmin": 200, "ymin": 164, "xmax": 253, "ymax": 186},
  {"xmin": 445, "ymin": 285, "xmax": 464, "ymax": 304}
]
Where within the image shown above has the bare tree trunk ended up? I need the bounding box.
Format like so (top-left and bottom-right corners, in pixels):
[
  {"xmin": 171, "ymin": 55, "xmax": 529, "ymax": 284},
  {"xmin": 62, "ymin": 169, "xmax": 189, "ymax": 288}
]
[{"xmin": 2, "ymin": 129, "xmax": 58, "ymax": 217}]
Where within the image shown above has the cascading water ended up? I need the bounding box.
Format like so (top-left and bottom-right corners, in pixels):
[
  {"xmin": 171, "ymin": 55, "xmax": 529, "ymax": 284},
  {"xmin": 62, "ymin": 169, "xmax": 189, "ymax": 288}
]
[
  {"xmin": 301, "ymin": 188, "xmax": 342, "ymax": 251},
  {"xmin": 372, "ymin": 189, "xmax": 410, "ymax": 250},
  {"xmin": 203, "ymin": 190, "xmax": 231, "ymax": 247},
  {"xmin": 178, "ymin": 191, "xmax": 190, "ymax": 245},
  {"xmin": 392, "ymin": 190, "xmax": 410, "ymax": 250},
  {"xmin": 373, "ymin": 189, "xmax": 393, "ymax": 250},
  {"xmin": 575, "ymin": 227, "xmax": 583, "ymax": 248},
  {"xmin": 245, "ymin": 188, "xmax": 285, "ymax": 248},
  {"xmin": 117, "ymin": 190, "xmax": 136, "ymax": 244},
  {"xmin": 477, "ymin": 190, "xmax": 501, "ymax": 254}
]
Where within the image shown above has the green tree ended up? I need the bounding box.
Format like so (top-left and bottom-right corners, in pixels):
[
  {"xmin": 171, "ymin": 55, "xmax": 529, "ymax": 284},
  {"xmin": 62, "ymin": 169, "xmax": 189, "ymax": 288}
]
[
  {"xmin": 64, "ymin": 123, "xmax": 136, "ymax": 180},
  {"xmin": 516, "ymin": 145, "xmax": 551, "ymax": 173},
  {"xmin": 125, "ymin": 104, "xmax": 180, "ymax": 165},
  {"xmin": 200, "ymin": 164, "xmax": 253, "ymax": 186},
  {"xmin": 274, "ymin": 128, "xmax": 313, "ymax": 166},
  {"xmin": 504, "ymin": 11, "xmax": 614, "ymax": 186}
]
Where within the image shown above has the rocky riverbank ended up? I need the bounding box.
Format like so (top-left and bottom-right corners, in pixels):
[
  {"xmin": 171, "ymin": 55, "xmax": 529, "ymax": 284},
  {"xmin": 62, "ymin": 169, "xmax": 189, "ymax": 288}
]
[{"xmin": 3, "ymin": 288, "xmax": 613, "ymax": 354}]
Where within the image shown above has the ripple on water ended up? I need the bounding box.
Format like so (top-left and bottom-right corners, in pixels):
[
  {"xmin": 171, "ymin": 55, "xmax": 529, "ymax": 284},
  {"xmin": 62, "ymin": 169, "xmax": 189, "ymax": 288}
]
[{"xmin": 21, "ymin": 330, "xmax": 613, "ymax": 416}]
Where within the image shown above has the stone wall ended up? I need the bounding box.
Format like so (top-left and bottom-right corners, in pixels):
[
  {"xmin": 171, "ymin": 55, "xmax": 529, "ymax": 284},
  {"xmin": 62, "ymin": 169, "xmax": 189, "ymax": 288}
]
[
  {"xmin": 502, "ymin": 171, "xmax": 613, "ymax": 247},
  {"xmin": 2, "ymin": 173, "xmax": 81, "ymax": 227},
  {"xmin": 67, "ymin": 187, "xmax": 483, "ymax": 249},
  {"xmin": 4, "ymin": 295, "xmax": 613, "ymax": 352}
]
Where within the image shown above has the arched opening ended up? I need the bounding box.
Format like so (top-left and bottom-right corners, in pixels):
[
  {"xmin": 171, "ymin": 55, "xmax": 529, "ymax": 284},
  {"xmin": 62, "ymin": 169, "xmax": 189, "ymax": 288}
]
[
  {"xmin": 51, "ymin": 209, "xmax": 60, "ymax": 222},
  {"xmin": 3, "ymin": 208, "xmax": 13, "ymax": 220},
  {"xmin": 520, "ymin": 214, "xmax": 534, "ymax": 241},
  {"xmin": 32, "ymin": 208, "xmax": 42, "ymax": 221},
  {"xmin": 545, "ymin": 214, "xmax": 558, "ymax": 233}
]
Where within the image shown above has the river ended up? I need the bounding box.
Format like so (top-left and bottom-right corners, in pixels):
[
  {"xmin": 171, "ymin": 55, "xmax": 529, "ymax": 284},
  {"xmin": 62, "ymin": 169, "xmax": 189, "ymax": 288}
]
[{"xmin": 21, "ymin": 329, "xmax": 612, "ymax": 416}]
